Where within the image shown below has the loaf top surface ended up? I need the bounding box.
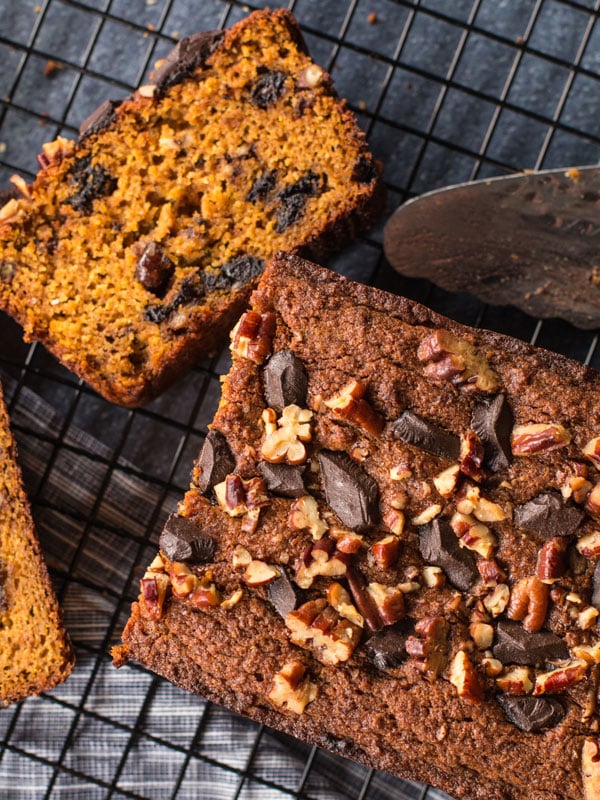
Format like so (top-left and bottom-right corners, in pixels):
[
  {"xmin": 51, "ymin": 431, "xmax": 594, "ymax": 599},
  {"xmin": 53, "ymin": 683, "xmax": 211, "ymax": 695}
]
[
  {"xmin": 114, "ymin": 253, "xmax": 600, "ymax": 800},
  {"xmin": 0, "ymin": 9, "xmax": 383, "ymax": 407},
  {"xmin": 0, "ymin": 381, "xmax": 74, "ymax": 705}
]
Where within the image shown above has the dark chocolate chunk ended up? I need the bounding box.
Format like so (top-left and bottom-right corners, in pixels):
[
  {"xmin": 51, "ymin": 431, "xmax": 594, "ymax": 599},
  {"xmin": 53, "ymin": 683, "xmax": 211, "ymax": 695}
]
[
  {"xmin": 364, "ymin": 620, "xmax": 412, "ymax": 670},
  {"xmin": 514, "ymin": 492, "xmax": 583, "ymax": 538},
  {"xmin": 154, "ymin": 30, "xmax": 225, "ymax": 93},
  {"xmin": 79, "ymin": 99, "xmax": 121, "ymax": 139},
  {"xmin": 247, "ymin": 170, "xmax": 277, "ymax": 203},
  {"xmin": 135, "ymin": 242, "xmax": 175, "ymax": 296},
  {"xmin": 493, "ymin": 620, "xmax": 569, "ymax": 667},
  {"xmin": 258, "ymin": 462, "xmax": 305, "ymax": 498},
  {"xmin": 202, "ymin": 256, "xmax": 264, "ymax": 292},
  {"xmin": 592, "ymin": 561, "xmax": 600, "ymax": 611},
  {"xmin": 275, "ymin": 171, "xmax": 324, "ymax": 233},
  {"xmin": 195, "ymin": 430, "xmax": 236, "ymax": 494},
  {"xmin": 318, "ymin": 450, "xmax": 379, "ymax": 533},
  {"xmin": 351, "ymin": 156, "xmax": 377, "ymax": 184},
  {"xmin": 267, "ymin": 571, "xmax": 300, "ymax": 618},
  {"xmin": 65, "ymin": 155, "xmax": 118, "ymax": 214},
  {"xmin": 471, "ymin": 393, "xmax": 513, "ymax": 472},
  {"xmin": 391, "ymin": 410, "xmax": 460, "ymax": 460},
  {"xmin": 418, "ymin": 518, "xmax": 477, "ymax": 591},
  {"xmin": 496, "ymin": 694, "xmax": 565, "ymax": 733},
  {"xmin": 159, "ymin": 513, "xmax": 215, "ymax": 564},
  {"xmin": 249, "ymin": 68, "xmax": 287, "ymax": 109},
  {"xmin": 264, "ymin": 350, "xmax": 308, "ymax": 412}
]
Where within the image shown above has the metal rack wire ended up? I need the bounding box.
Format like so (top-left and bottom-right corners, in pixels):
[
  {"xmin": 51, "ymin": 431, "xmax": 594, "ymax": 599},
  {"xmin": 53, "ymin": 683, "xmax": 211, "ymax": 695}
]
[{"xmin": 1, "ymin": 0, "xmax": 600, "ymax": 797}]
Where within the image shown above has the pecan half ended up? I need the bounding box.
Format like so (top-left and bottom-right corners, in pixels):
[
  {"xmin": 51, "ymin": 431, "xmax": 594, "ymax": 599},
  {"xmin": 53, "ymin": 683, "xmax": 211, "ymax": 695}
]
[
  {"xmin": 507, "ymin": 576, "xmax": 549, "ymax": 632},
  {"xmin": 536, "ymin": 537, "xmax": 568, "ymax": 584}
]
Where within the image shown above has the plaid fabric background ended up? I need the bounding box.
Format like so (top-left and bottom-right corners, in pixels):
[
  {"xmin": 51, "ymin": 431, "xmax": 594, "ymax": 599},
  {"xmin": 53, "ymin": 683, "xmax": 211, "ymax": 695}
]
[{"xmin": 2, "ymin": 0, "xmax": 600, "ymax": 797}]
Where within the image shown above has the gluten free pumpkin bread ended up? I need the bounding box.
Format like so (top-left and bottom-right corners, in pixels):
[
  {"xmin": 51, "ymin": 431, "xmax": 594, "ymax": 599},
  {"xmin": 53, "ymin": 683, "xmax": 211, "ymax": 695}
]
[
  {"xmin": 0, "ymin": 380, "xmax": 73, "ymax": 705},
  {"xmin": 0, "ymin": 9, "xmax": 383, "ymax": 407},
  {"xmin": 113, "ymin": 253, "xmax": 600, "ymax": 800}
]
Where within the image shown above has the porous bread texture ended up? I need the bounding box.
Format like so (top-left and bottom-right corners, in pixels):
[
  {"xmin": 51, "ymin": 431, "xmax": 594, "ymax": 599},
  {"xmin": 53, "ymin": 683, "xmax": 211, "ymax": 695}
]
[
  {"xmin": 0, "ymin": 382, "xmax": 73, "ymax": 705},
  {"xmin": 115, "ymin": 254, "xmax": 600, "ymax": 800},
  {"xmin": 0, "ymin": 9, "xmax": 384, "ymax": 407}
]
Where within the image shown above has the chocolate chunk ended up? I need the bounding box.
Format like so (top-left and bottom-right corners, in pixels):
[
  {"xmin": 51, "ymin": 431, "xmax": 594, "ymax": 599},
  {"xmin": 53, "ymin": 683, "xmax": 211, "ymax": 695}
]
[
  {"xmin": 351, "ymin": 156, "xmax": 377, "ymax": 184},
  {"xmin": 418, "ymin": 518, "xmax": 477, "ymax": 591},
  {"xmin": 267, "ymin": 571, "xmax": 300, "ymax": 618},
  {"xmin": 275, "ymin": 171, "xmax": 324, "ymax": 233},
  {"xmin": 195, "ymin": 430, "xmax": 236, "ymax": 495},
  {"xmin": 318, "ymin": 450, "xmax": 379, "ymax": 533},
  {"xmin": 592, "ymin": 561, "xmax": 600, "ymax": 611},
  {"xmin": 258, "ymin": 462, "xmax": 305, "ymax": 498},
  {"xmin": 250, "ymin": 68, "xmax": 287, "ymax": 109},
  {"xmin": 79, "ymin": 99, "xmax": 121, "ymax": 139},
  {"xmin": 154, "ymin": 30, "xmax": 225, "ymax": 93},
  {"xmin": 514, "ymin": 492, "xmax": 583, "ymax": 538},
  {"xmin": 204, "ymin": 255, "xmax": 265, "ymax": 292},
  {"xmin": 159, "ymin": 513, "xmax": 215, "ymax": 564},
  {"xmin": 471, "ymin": 393, "xmax": 513, "ymax": 472},
  {"xmin": 264, "ymin": 350, "xmax": 308, "ymax": 412},
  {"xmin": 135, "ymin": 242, "xmax": 175, "ymax": 296},
  {"xmin": 364, "ymin": 620, "xmax": 412, "ymax": 670},
  {"xmin": 496, "ymin": 694, "xmax": 565, "ymax": 733},
  {"xmin": 493, "ymin": 620, "xmax": 569, "ymax": 667},
  {"xmin": 391, "ymin": 410, "xmax": 460, "ymax": 460},
  {"xmin": 247, "ymin": 170, "xmax": 277, "ymax": 203},
  {"xmin": 65, "ymin": 156, "xmax": 117, "ymax": 214}
]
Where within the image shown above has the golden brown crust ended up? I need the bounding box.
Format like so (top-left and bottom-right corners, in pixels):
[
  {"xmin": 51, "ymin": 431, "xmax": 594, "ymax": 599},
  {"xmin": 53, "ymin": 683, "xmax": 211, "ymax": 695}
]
[{"xmin": 0, "ymin": 380, "xmax": 74, "ymax": 705}]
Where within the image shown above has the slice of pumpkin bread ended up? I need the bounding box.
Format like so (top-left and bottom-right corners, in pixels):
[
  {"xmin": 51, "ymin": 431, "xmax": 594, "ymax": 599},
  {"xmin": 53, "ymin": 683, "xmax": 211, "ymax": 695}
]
[
  {"xmin": 0, "ymin": 380, "xmax": 73, "ymax": 705},
  {"xmin": 0, "ymin": 9, "xmax": 383, "ymax": 406}
]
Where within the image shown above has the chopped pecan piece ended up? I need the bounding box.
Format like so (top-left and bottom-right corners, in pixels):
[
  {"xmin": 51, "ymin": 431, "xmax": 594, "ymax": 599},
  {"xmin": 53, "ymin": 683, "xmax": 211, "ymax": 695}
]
[
  {"xmin": 470, "ymin": 621, "xmax": 494, "ymax": 649},
  {"xmin": 417, "ymin": 330, "xmax": 501, "ymax": 393},
  {"xmin": 244, "ymin": 560, "xmax": 280, "ymax": 586},
  {"xmin": 582, "ymin": 737, "xmax": 600, "ymax": 800},
  {"xmin": 586, "ymin": 483, "xmax": 600, "ymax": 517},
  {"xmin": 496, "ymin": 666, "xmax": 534, "ymax": 695},
  {"xmin": 507, "ymin": 576, "xmax": 549, "ymax": 632},
  {"xmin": 285, "ymin": 598, "xmax": 362, "ymax": 665},
  {"xmin": 288, "ymin": 495, "xmax": 327, "ymax": 540},
  {"xmin": 371, "ymin": 534, "xmax": 400, "ymax": 569},
  {"xmin": 450, "ymin": 511, "xmax": 497, "ymax": 559},
  {"xmin": 140, "ymin": 555, "xmax": 170, "ymax": 620},
  {"xmin": 533, "ymin": 660, "xmax": 588, "ymax": 695},
  {"xmin": 411, "ymin": 503, "xmax": 442, "ymax": 526},
  {"xmin": 422, "ymin": 565, "xmax": 445, "ymax": 588},
  {"xmin": 323, "ymin": 378, "xmax": 384, "ymax": 436},
  {"xmin": 583, "ymin": 437, "xmax": 600, "ymax": 469},
  {"xmin": 405, "ymin": 616, "xmax": 449, "ymax": 680},
  {"xmin": 477, "ymin": 558, "xmax": 507, "ymax": 585},
  {"xmin": 383, "ymin": 508, "xmax": 405, "ymax": 537},
  {"xmin": 366, "ymin": 582, "xmax": 406, "ymax": 626},
  {"xmin": 261, "ymin": 404, "xmax": 313, "ymax": 464},
  {"xmin": 576, "ymin": 531, "xmax": 600, "ymax": 559},
  {"xmin": 449, "ymin": 650, "xmax": 484, "ymax": 703},
  {"xmin": 214, "ymin": 475, "xmax": 269, "ymax": 531},
  {"xmin": 511, "ymin": 423, "xmax": 571, "ymax": 456},
  {"xmin": 295, "ymin": 535, "xmax": 348, "ymax": 589},
  {"xmin": 433, "ymin": 464, "xmax": 461, "ymax": 498},
  {"xmin": 483, "ymin": 583, "xmax": 510, "ymax": 617},
  {"xmin": 327, "ymin": 582, "xmax": 364, "ymax": 627},
  {"xmin": 459, "ymin": 430, "xmax": 485, "ymax": 482},
  {"xmin": 268, "ymin": 660, "xmax": 318, "ymax": 714},
  {"xmin": 230, "ymin": 311, "xmax": 276, "ymax": 363}
]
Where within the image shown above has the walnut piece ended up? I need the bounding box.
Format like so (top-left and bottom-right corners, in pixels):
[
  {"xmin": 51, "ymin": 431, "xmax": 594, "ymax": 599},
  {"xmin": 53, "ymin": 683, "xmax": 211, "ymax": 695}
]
[
  {"xmin": 449, "ymin": 650, "xmax": 484, "ymax": 703},
  {"xmin": 230, "ymin": 311, "xmax": 276, "ymax": 363},
  {"xmin": 417, "ymin": 330, "xmax": 501, "ymax": 393},
  {"xmin": 261, "ymin": 405, "xmax": 313, "ymax": 464},
  {"xmin": 268, "ymin": 660, "xmax": 318, "ymax": 714},
  {"xmin": 323, "ymin": 378, "xmax": 384, "ymax": 436},
  {"xmin": 285, "ymin": 598, "xmax": 362, "ymax": 665},
  {"xmin": 507, "ymin": 576, "xmax": 549, "ymax": 632},
  {"xmin": 511, "ymin": 423, "xmax": 571, "ymax": 455}
]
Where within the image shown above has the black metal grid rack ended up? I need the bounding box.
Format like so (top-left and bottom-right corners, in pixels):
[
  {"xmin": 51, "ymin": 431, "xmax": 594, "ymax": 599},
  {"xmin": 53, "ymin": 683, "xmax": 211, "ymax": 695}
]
[{"xmin": 1, "ymin": 0, "xmax": 600, "ymax": 797}]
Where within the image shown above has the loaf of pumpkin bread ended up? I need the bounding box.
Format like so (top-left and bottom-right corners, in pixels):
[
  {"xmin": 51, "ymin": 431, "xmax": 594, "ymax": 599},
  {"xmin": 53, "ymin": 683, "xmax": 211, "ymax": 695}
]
[
  {"xmin": 0, "ymin": 380, "xmax": 73, "ymax": 704},
  {"xmin": 0, "ymin": 10, "xmax": 383, "ymax": 406},
  {"xmin": 114, "ymin": 253, "xmax": 600, "ymax": 800}
]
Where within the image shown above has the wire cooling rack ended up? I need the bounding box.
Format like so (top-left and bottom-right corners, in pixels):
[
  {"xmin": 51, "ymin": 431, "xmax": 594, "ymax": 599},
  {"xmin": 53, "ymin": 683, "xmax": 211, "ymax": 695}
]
[{"xmin": 2, "ymin": 0, "xmax": 600, "ymax": 798}]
